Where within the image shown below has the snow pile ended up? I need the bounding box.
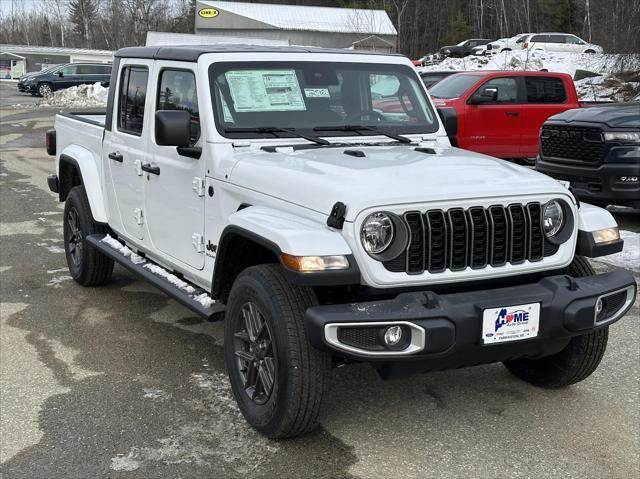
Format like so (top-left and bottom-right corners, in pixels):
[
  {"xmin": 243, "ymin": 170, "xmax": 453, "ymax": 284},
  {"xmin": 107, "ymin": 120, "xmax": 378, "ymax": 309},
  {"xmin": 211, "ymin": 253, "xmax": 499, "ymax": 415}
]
[
  {"xmin": 38, "ymin": 82, "xmax": 109, "ymax": 108},
  {"xmin": 593, "ymin": 230, "xmax": 640, "ymax": 272},
  {"xmin": 420, "ymin": 51, "xmax": 640, "ymax": 101},
  {"xmin": 100, "ymin": 234, "xmax": 218, "ymax": 307}
]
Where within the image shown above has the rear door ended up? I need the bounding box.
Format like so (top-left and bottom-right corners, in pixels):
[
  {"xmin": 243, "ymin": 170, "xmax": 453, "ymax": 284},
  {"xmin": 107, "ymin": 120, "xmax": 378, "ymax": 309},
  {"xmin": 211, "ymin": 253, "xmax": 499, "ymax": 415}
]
[
  {"xmin": 462, "ymin": 76, "xmax": 523, "ymax": 157},
  {"xmin": 519, "ymin": 76, "xmax": 570, "ymax": 157},
  {"xmin": 144, "ymin": 64, "xmax": 205, "ymax": 269},
  {"xmin": 102, "ymin": 60, "xmax": 153, "ymax": 240}
]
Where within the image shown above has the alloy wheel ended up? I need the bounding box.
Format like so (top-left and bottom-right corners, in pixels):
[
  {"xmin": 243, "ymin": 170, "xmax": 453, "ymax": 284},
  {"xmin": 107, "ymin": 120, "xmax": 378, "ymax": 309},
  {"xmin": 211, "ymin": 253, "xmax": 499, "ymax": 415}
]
[
  {"xmin": 233, "ymin": 301, "xmax": 276, "ymax": 405},
  {"xmin": 66, "ymin": 207, "xmax": 83, "ymax": 267}
]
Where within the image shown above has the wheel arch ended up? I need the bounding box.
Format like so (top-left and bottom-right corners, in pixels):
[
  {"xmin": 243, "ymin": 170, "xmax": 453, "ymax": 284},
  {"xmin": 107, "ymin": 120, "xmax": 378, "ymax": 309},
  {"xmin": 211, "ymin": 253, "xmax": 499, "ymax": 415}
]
[{"xmin": 58, "ymin": 148, "xmax": 107, "ymax": 223}]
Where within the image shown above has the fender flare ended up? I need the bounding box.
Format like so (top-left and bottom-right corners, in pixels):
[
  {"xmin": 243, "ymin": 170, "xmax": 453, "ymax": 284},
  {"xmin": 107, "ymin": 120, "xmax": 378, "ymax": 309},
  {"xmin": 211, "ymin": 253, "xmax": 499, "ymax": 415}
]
[
  {"xmin": 58, "ymin": 145, "xmax": 107, "ymax": 223},
  {"xmin": 575, "ymin": 203, "xmax": 623, "ymax": 258},
  {"xmin": 212, "ymin": 206, "xmax": 359, "ymax": 297}
]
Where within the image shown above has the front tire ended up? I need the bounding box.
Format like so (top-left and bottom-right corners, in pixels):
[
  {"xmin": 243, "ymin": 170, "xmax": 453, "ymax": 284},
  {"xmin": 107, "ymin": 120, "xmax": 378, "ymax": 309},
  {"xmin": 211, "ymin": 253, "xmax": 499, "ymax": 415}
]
[
  {"xmin": 224, "ymin": 264, "xmax": 330, "ymax": 438},
  {"xmin": 503, "ymin": 256, "xmax": 609, "ymax": 388},
  {"xmin": 37, "ymin": 82, "xmax": 53, "ymax": 97},
  {"xmin": 63, "ymin": 186, "xmax": 114, "ymax": 286}
]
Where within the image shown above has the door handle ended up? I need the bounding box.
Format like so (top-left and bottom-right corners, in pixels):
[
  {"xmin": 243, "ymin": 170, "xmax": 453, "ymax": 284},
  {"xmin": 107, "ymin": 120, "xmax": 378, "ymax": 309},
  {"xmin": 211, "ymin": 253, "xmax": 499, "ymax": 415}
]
[
  {"xmin": 108, "ymin": 152, "xmax": 123, "ymax": 162},
  {"xmin": 505, "ymin": 111, "xmax": 520, "ymax": 116},
  {"xmin": 141, "ymin": 163, "xmax": 160, "ymax": 175}
]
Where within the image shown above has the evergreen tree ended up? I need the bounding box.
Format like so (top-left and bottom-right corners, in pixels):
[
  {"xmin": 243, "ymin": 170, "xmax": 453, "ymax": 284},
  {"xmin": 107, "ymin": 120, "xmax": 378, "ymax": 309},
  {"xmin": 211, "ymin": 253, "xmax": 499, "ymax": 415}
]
[{"xmin": 69, "ymin": 0, "xmax": 97, "ymax": 48}]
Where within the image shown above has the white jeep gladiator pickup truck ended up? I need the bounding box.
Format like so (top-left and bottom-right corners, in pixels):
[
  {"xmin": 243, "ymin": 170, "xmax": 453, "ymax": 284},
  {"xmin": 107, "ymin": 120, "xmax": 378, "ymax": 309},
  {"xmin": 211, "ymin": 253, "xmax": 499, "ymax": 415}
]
[{"xmin": 46, "ymin": 45, "xmax": 636, "ymax": 438}]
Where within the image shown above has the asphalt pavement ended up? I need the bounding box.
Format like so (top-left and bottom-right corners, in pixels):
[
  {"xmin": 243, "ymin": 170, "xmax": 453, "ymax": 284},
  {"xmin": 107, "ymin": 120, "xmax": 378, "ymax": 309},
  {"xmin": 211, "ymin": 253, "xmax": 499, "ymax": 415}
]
[{"xmin": 0, "ymin": 81, "xmax": 639, "ymax": 479}]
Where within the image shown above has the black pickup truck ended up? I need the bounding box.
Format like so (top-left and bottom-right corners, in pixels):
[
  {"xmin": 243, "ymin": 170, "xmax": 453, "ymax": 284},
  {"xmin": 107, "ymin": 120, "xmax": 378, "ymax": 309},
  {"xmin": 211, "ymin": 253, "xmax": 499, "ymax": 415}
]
[{"xmin": 536, "ymin": 103, "xmax": 640, "ymax": 209}]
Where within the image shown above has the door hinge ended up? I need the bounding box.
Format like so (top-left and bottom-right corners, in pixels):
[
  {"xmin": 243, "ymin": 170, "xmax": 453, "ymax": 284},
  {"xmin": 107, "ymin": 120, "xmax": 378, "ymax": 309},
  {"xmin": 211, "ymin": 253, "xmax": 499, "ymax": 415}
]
[
  {"xmin": 134, "ymin": 159, "xmax": 143, "ymax": 176},
  {"xmin": 134, "ymin": 208, "xmax": 144, "ymax": 225},
  {"xmin": 191, "ymin": 233, "xmax": 205, "ymax": 253},
  {"xmin": 192, "ymin": 177, "xmax": 205, "ymax": 197}
]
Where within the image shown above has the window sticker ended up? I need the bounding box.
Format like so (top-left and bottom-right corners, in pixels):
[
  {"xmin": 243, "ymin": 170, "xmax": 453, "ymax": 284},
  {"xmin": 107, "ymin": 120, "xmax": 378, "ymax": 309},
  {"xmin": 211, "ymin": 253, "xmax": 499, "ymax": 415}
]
[
  {"xmin": 304, "ymin": 88, "xmax": 330, "ymax": 98},
  {"xmin": 225, "ymin": 70, "xmax": 306, "ymax": 112}
]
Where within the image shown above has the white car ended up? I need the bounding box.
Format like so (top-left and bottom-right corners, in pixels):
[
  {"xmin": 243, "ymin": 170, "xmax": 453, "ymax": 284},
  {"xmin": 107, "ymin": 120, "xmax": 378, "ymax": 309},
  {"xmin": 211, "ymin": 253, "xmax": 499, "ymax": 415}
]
[
  {"xmin": 46, "ymin": 44, "xmax": 634, "ymax": 438},
  {"xmin": 486, "ymin": 33, "xmax": 533, "ymax": 54},
  {"xmin": 522, "ymin": 33, "xmax": 603, "ymax": 53}
]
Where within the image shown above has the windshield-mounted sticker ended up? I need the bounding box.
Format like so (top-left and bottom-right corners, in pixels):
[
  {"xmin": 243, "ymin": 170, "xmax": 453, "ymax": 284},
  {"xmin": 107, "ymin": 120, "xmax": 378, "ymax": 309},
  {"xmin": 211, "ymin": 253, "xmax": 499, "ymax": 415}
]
[
  {"xmin": 304, "ymin": 88, "xmax": 330, "ymax": 98},
  {"xmin": 225, "ymin": 70, "xmax": 306, "ymax": 112}
]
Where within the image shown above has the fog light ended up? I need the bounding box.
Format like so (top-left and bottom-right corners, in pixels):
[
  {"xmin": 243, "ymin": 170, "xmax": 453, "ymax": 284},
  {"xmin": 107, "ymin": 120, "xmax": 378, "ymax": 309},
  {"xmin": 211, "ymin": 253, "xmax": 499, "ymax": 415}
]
[
  {"xmin": 383, "ymin": 325, "xmax": 403, "ymax": 346},
  {"xmin": 596, "ymin": 298, "xmax": 604, "ymax": 316}
]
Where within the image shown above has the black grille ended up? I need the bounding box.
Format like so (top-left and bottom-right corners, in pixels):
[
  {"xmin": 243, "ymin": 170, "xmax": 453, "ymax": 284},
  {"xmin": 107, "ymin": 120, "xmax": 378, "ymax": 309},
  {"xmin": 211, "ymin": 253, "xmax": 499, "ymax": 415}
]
[
  {"xmin": 384, "ymin": 203, "xmax": 556, "ymax": 274},
  {"xmin": 337, "ymin": 327, "xmax": 385, "ymax": 351},
  {"xmin": 540, "ymin": 125, "xmax": 605, "ymax": 164}
]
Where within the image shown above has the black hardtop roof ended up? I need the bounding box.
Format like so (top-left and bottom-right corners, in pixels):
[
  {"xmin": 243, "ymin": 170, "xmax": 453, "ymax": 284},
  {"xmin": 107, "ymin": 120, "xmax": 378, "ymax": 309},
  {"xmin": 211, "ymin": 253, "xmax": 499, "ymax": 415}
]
[{"xmin": 115, "ymin": 44, "xmax": 402, "ymax": 62}]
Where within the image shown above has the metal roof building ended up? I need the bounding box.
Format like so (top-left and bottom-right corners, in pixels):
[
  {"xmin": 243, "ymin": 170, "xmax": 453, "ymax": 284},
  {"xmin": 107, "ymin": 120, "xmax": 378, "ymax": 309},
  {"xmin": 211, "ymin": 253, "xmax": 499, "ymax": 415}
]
[
  {"xmin": 195, "ymin": 1, "xmax": 397, "ymax": 52},
  {"xmin": 0, "ymin": 44, "xmax": 113, "ymax": 78}
]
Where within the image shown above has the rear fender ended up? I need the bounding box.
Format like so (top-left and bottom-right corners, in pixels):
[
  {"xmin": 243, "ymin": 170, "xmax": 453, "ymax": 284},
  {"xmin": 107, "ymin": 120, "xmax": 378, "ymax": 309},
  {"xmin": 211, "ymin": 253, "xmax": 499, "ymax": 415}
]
[{"xmin": 58, "ymin": 145, "xmax": 107, "ymax": 222}]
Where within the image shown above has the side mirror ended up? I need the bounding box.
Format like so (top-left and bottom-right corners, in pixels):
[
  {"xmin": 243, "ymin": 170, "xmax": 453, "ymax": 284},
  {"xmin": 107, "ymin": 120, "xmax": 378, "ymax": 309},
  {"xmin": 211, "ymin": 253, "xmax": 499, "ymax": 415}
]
[
  {"xmin": 437, "ymin": 107, "xmax": 458, "ymax": 146},
  {"xmin": 155, "ymin": 110, "xmax": 191, "ymax": 147},
  {"xmin": 58, "ymin": 71, "xmax": 64, "ymax": 77},
  {"xmin": 469, "ymin": 87, "xmax": 498, "ymax": 104}
]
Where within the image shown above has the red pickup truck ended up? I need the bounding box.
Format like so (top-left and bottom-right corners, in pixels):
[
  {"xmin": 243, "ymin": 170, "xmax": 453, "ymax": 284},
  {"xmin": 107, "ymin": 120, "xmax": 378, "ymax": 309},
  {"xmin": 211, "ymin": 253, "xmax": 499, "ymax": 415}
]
[{"xmin": 427, "ymin": 71, "xmax": 585, "ymax": 159}]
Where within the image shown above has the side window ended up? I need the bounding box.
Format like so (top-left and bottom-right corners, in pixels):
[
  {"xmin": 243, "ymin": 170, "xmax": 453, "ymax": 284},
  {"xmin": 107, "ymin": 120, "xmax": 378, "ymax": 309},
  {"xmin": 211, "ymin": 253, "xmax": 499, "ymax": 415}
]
[
  {"xmin": 525, "ymin": 77, "xmax": 567, "ymax": 103},
  {"xmin": 476, "ymin": 77, "xmax": 518, "ymax": 103},
  {"xmin": 565, "ymin": 35, "xmax": 581, "ymax": 44},
  {"xmin": 530, "ymin": 35, "xmax": 546, "ymax": 43},
  {"xmin": 118, "ymin": 66, "xmax": 149, "ymax": 136},
  {"xmin": 60, "ymin": 65, "xmax": 79, "ymax": 76},
  {"xmin": 549, "ymin": 35, "xmax": 565, "ymax": 43},
  {"xmin": 100, "ymin": 65, "xmax": 112, "ymax": 74},
  {"xmin": 77, "ymin": 65, "xmax": 96, "ymax": 74},
  {"xmin": 157, "ymin": 69, "xmax": 200, "ymax": 144}
]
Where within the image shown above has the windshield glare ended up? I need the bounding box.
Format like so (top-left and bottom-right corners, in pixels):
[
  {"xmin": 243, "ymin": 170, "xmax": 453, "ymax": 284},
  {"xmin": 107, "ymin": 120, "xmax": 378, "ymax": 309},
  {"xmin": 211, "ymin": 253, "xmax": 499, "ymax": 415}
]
[
  {"xmin": 209, "ymin": 61, "xmax": 438, "ymax": 139},
  {"xmin": 429, "ymin": 74, "xmax": 483, "ymax": 99}
]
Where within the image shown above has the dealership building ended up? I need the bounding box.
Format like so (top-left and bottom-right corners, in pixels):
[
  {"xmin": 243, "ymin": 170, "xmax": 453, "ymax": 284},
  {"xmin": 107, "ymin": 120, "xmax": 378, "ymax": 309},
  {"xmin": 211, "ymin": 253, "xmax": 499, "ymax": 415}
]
[
  {"xmin": 194, "ymin": 0, "xmax": 397, "ymax": 52},
  {"xmin": 0, "ymin": 44, "xmax": 113, "ymax": 79}
]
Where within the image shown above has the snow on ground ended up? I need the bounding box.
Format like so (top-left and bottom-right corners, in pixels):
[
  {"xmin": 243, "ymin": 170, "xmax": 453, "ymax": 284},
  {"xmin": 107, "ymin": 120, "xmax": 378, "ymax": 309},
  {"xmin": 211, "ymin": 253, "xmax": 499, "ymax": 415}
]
[
  {"xmin": 38, "ymin": 82, "xmax": 109, "ymax": 108},
  {"xmin": 419, "ymin": 51, "xmax": 640, "ymax": 101},
  {"xmin": 592, "ymin": 230, "xmax": 640, "ymax": 272}
]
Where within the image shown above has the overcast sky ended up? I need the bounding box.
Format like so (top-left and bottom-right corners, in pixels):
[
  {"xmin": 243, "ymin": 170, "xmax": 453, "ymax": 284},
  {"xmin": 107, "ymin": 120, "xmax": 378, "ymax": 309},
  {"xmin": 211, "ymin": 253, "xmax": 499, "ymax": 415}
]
[{"xmin": 0, "ymin": 0, "xmax": 43, "ymax": 14}]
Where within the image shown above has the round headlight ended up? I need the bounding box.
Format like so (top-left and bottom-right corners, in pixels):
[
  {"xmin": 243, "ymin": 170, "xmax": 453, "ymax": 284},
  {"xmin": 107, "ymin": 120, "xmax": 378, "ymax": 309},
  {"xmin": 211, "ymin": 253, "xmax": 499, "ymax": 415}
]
[
  {"xmin": 543, "ymin": 200, "xmax": 564, "ymax": 237},
  {"xmin": 361, "ymin": 212, "xmax": 394, "ymax": 254}
]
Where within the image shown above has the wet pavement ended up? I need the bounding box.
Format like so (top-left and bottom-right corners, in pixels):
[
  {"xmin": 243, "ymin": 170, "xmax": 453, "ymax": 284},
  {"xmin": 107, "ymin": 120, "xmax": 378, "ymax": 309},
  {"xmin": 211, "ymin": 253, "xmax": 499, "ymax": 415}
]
[{"xmin": 1, "ymin": 82, "xmax": 638, "ymax": 478}]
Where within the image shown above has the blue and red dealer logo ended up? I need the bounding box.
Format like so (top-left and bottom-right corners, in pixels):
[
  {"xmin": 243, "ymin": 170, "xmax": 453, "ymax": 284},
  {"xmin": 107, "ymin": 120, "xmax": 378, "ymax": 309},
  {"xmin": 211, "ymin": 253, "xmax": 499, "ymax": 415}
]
[{"xmin": 495, "ymin": 308, "xmax": 530, "ymax": 332}]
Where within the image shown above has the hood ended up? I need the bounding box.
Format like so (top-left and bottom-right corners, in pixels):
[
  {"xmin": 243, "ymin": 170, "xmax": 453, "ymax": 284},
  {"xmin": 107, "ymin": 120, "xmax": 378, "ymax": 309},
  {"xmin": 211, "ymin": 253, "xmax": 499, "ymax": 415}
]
[
  {"xmin": 229, "ymin": 144, "xmax": 566, "ymax": 221},
  {"xmin": 548, "ymin": 104, "xmax": 640, "ymax": 129}
]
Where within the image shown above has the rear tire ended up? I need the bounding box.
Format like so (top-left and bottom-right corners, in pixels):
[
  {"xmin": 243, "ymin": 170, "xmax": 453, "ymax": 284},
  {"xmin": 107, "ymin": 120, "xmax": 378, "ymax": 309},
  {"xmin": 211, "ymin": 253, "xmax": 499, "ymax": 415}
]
[
  {"xmin": 503, "ymin": 256, "xmax": 609, "ymax": 388},
  {"xmin": 63, "ymin": 186, "xmax": 114, "ymax": 286},
  {"xmin": 224, "ymin": 264, "xmax": 330, "ymax": 438}
]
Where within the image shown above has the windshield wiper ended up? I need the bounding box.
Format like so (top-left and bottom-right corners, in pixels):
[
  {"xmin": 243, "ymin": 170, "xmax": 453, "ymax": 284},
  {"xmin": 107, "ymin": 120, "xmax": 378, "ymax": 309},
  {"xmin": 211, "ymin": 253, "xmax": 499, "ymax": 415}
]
[
  {"xmin": 224, "ymin": 126, "xmax": 331, "ymax": 146},
  {"xmin": 313, "ymin": 125, "xmax": 413, "ymax": 144}
]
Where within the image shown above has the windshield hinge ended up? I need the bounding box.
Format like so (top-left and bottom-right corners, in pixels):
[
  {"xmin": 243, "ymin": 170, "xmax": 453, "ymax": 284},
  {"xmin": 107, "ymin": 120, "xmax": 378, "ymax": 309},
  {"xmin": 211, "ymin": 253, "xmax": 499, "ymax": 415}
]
[
  {"xmin": 192, "ymin": 177, "xmax": 205, "ymax": 197},
  {"xmin": 327, "ymin": 202, "xmax": 347, "ymax": 229}
]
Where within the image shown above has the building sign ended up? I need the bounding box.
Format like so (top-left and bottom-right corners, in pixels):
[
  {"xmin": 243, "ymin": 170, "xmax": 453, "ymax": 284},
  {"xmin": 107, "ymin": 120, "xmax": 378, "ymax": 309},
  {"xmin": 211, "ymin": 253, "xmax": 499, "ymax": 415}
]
[{"xmin": 198, "ymin": 8, "xmax": 219, "ymax": 18}]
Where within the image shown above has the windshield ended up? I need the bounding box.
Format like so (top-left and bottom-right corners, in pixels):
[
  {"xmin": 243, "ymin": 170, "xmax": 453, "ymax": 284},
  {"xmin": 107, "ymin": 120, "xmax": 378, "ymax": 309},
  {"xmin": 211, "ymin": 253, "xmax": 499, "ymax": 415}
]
[
  {"xmin": 429, "ymin": 74, "xmax": 483, "ymax": 99},
  {"xmin": 209, "ymin": 61, "xmax": 438, "ymax": 139}
]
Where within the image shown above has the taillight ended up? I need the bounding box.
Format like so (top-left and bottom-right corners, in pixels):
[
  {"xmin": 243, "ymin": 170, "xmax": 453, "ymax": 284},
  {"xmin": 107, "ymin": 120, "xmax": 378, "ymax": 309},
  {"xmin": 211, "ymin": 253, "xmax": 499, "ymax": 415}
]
[
  {"xmin": 45, "ymin": 129, "xmax": 56, "ymax": 156},
  {"xmin": 523, "ymin": 42, "xmax": 529, "ymax": 49}
]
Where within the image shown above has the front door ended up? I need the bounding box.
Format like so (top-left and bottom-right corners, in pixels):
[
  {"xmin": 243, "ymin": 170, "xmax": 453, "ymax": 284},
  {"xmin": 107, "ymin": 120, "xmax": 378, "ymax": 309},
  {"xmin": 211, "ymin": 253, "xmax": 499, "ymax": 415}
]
[
  {"xmin": 56, "ymin": 64, "xmax": 80, "ymax": 89},
  {"xmin": 103, "ymin": 60, "xmax": 153, "ymax": 240},
  {"xmin": 463, "ymin": 76, "xmax": 523, "ymax": 157},
  {"xmin": 144, "ymin": 66, "xmax": 205, "ymax": 269}
]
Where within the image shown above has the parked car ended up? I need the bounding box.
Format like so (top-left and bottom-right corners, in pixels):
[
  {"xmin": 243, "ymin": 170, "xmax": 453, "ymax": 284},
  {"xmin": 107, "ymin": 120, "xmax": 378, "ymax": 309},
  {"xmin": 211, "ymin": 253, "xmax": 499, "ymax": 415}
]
[
  {"xmin": 471, "ymin": 44, "xmax": 489, "ymax": 56},
  {"xmin": 46, "ymin": 44, "xmax": 635, "ymax": 438},
  {"xmin": 536, "ymin": 103, "xmax": 640, "ymax": 209},
  {"xmin": 21, "ymin": 62, "xmax": 112, "ymax": 97},
  {"xmin": 429, "ymin": 70, "xmax": 590, "ymax": 158},
  {"xmin": 419, "ymin": 70, "xmax": 459, "ymax": 88},
  {"xmin": 521, "ymin": 33, "xmax": 603, "ymax": 54},
  {"xmin": 439, "ymin": 39, "xmax": 492, "ymax": 58},
  {"xmin": 486, "ymin": 33, "xmax": 533, "ymax": 54},
  {"xmin": 17, "ymin": 65, "xmax": 61, "ymax": 92}
]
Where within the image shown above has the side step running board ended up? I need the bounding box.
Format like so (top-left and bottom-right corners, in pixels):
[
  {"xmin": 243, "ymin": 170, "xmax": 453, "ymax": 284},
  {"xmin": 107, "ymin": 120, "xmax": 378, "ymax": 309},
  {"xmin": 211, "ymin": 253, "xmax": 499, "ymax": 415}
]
[{"xmin": 86, "ymin": 234, "xmax": 225, "ymax": 321}]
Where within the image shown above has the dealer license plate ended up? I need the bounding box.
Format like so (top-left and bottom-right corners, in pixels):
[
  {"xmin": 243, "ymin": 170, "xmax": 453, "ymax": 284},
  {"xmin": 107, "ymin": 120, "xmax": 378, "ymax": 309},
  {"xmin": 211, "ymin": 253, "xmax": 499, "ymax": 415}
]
[{"xmin": 482, "ymin": 303, "xmax": 540, "ymax": 345}]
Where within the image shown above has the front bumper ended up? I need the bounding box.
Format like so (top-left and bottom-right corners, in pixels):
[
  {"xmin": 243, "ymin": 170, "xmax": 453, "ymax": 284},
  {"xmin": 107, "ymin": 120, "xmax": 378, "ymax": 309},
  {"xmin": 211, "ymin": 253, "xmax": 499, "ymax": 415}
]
[
  {"xmin": 536, "ymin": 156, "xmax": 640, "ymax": 207},
  {"xmin": 305, "ymin": 270, "xmax": 636, "ymax": 370}
]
